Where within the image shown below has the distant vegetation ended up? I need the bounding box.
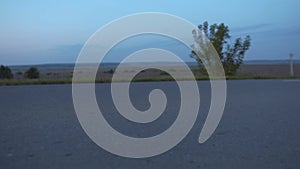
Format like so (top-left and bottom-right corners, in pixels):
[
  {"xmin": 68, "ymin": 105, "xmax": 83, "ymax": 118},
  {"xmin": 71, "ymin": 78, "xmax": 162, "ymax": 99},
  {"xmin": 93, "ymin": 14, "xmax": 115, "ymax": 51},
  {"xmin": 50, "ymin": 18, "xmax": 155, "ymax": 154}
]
[
  {"xmin": 24, "ymin": 67, "xmax": 40, "ymax": 79},
  {"xmin": 0, "ymin": 65, "xmax": 13, "ymax": 79},
  {"xmin": 103, "ymin": 69, "xmax": 115, "ymax": 74},
  {"xmin": 191, "ymin": 21, "xmax": 251, "ymax": 75}
]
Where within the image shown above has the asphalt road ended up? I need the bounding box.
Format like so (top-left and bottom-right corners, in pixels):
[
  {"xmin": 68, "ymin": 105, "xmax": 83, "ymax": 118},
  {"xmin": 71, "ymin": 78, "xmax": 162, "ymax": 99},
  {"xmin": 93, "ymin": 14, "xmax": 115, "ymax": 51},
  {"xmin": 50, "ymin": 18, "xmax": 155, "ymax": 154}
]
[{"xmin": 1, "ymin": 80, "xmax": 300, "ymax": 169}]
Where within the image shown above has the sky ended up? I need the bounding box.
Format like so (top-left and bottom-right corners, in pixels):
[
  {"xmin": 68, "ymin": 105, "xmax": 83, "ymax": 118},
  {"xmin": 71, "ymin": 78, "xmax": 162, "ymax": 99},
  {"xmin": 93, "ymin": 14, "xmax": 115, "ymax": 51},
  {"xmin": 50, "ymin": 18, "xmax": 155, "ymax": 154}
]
[{"xmin": 0, "ymin": 0, "xmax": 300, "ymax": 65}]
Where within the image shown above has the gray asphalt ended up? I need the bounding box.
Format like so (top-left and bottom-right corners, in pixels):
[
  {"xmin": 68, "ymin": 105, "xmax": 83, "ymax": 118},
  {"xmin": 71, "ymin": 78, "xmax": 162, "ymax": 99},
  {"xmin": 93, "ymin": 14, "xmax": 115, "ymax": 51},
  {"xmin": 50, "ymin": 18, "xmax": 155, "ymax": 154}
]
[{"xmin": 1, "ymin": 80, "xmax": 300, "ymax": 169}]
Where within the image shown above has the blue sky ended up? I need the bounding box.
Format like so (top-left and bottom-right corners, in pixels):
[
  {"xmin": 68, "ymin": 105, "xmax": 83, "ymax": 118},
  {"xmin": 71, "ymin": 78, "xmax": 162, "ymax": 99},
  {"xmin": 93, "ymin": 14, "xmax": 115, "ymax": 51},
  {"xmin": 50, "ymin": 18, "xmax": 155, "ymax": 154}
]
[{"xmin": 1, "ymin": 0, "xmax": 300, "ymax": 65}]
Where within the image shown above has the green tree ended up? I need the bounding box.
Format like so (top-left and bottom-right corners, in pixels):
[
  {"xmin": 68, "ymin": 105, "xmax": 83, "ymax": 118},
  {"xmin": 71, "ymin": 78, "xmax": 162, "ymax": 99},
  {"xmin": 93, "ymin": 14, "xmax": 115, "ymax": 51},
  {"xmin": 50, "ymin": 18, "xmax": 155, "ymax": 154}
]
[
  {"xmin": 24, "ymin": 67, "xmax": 40, "ymax": 79},
  {"xmin": 0, "ymin": 65, "xmax": 13, "ymax": 79},
  {"xmin": 191, "ymin": 21, "xmax": 251, "ymax": 76}
]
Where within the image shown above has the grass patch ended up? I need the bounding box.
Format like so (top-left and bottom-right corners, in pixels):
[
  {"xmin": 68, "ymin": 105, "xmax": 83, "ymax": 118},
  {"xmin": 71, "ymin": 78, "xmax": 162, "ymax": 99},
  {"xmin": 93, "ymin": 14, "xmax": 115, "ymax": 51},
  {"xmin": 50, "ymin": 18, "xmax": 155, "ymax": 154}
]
[
  {"xmin": 0, "ymin": 78, "xmax": 73, "ymax": 86},
  {"xmin": 0, "ymin": 75, "xmax": 299, "ymax": 86},
  {"xmin": 225, "ymin": 75, "xmax": 300, "ymax": 80}
]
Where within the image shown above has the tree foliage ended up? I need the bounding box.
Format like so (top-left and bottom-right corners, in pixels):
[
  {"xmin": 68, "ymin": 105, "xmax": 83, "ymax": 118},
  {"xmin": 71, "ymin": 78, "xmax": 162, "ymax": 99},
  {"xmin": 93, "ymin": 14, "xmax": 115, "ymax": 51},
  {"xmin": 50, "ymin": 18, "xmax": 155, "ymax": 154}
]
[
  {"xmin": 191, "ymin": 21, "xmax": 251, "ymax": 75},
  {"xmin": 24, "ymin": 67, "xmax": 40, "ymax": 79},
  {"xmin": 0, "ymin": 65, "xmax": 13, "ymax": 79}
]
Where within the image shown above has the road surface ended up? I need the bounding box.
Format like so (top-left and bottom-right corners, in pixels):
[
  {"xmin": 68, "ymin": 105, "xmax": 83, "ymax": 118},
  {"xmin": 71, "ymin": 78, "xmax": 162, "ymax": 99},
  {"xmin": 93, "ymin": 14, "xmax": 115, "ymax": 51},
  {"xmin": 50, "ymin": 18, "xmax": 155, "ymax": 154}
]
[{"xmin": 1, "ymin": 80, "xmax": 300, "ymax": 169}]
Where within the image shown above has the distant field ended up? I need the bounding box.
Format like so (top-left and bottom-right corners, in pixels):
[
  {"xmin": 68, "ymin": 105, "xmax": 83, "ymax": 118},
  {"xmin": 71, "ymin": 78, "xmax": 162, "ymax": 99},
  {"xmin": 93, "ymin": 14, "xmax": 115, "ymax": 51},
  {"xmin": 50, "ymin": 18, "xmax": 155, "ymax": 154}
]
[
  {"xmin": 1, "ymin": 63, "xmax": 299, "ymax": 85},
  {"xmin": 10, "ymin": 63, "xmax": 300, "ymax": 79},
  {"xmin": 237, "ymin": 64, "xmax": 300, "ymax": 77}
]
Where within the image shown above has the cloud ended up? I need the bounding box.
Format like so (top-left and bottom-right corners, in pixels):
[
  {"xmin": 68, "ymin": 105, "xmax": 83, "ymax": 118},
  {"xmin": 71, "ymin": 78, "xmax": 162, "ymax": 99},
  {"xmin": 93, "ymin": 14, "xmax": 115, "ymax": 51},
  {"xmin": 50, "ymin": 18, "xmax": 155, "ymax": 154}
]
[
  {"xmin": 38, "ymin": 44, "xmax": 84, "ymax": 63},
  {"xmin": 231, "ymin": 23, "xmax": 300, "ymax": 40},
  {"xmin": 49, "ymin": 44, "xmax": 83, "ymax": 54},
  {"xmin": 231, "ymin": 23, "xmax": 272, "ymax": 33}
]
